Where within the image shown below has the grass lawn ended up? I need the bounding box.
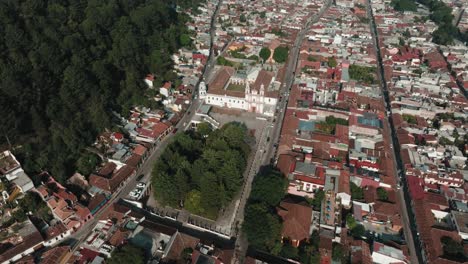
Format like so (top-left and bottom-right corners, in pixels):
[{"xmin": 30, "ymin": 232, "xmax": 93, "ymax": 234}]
[{"xmin": 227, "ymin": 83, "xmax": 245, "ymax": 92}]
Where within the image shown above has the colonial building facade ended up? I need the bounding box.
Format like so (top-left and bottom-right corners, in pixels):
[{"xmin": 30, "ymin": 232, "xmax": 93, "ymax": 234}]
[{"xmin": 199, "ymin": 66, "xmax": 280, "ymax": 116}]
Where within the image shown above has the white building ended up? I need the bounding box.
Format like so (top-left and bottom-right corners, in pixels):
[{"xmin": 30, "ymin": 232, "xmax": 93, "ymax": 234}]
[
  {"xmin": 0, "ymin": 151, "xmax": 34, "ymax": 193},
  {"xmin": 371, "ymin": 242, "xmax": 408, "ymax": 264},
  {"xmin": 200, "ymin": 66, "xmax": 279, "ymax": 116}
]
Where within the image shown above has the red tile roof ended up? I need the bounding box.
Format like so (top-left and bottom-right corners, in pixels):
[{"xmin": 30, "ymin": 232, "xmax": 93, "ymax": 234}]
[
  {"xmin": 132, "ymin": 144, "xmax": 147, "ymax": 156},
  {"xmin": 75, "ymin": 203, "xmax": 92, "ymax": 221},
  {"xmin": 125, "ymin": 153, "xmax": 142, "ymax": 168},
  {"xmin": 45, "ymin": 222, "xmax": 68, "ymax": 240},
  {"xmin": 407, "ymin": 175, "xmax": 424, "ymax": 200},
  {"xmin": 40, "ymin": 246, "xmax": 70, "ymax": 264},
  {"xmin": 277, "ymin": 154, "xmax": 300, "ymax": 177},
  {"xmin": 277, "ymin": 199, "xmax": 312, "ymax": 242}
]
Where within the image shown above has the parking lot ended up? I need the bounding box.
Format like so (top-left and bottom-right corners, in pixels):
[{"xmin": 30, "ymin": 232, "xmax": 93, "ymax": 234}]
[{"xmin": 127, "ymin": 181, "xmax": 146, "ymax": 200}]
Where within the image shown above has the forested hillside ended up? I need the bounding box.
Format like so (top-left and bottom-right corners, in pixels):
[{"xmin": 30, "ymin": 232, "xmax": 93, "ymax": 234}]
[{"xmin": 0, "ymin": 0, "xmax": 199, "ymax": 182}]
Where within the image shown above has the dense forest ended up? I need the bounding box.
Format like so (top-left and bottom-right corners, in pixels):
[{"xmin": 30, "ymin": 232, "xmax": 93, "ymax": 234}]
[
  {"xmin": 0, "ymin": 0, "xmax": 201, "ymax": 182},
  {"xmin": 152, "ymin": 122, "xmax": 251, "ymax": 219},
  {"xmin": 391, "ymin": 0, "xmax": 468, "ymax": 45}
]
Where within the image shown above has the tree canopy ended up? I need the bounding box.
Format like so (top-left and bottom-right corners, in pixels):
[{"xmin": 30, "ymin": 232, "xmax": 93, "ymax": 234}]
[
  {"xmin": 377, "ymin": 187, "xmax": 389, "ymax": 201},
  {"xmin": 273, "ymin": 46, "xmax": 289, "ymax": 63},
  {"xmin": 440, "ymin": 236, "xmax": 466, "ymax": 262},
  {"xmin": 391, "ymin": 0, "xmax": 417, "ymax": 12},
  {"xmin": 107, "ymin": 244, "xmax": 145, "ymax": 264},
  {"xmin": 415, "ymin": 0, "xmax": 466, "ymax": 45},
  {"xmin": 328, "ymin": 57, "xmax": 337, "ymax": 68},
  {"xmin": 243, "ymin": 166, "xmax": 288, "ymax": 252},
  {"xmin": 350, "ymin": 182, "xmax": 364, "ymax": 200},
  {"xmin": 152, "ymin": 122, "xmax": 251, "ymax": 219},
  {"xmin": 259, "ymin": 47, "xmax": 271, "ymax": 62},
  {"xmin": 349, "ymin": 65, "xmax": 376, "ymax": 84},
  {"xmin": 0, "ymin": 0, "xmax": 199, "ymax": 182}
]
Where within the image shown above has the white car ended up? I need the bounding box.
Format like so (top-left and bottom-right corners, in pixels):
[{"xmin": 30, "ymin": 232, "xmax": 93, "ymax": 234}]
[{"xmin": 136, "ymin": 182, "xmax": 146, "ymax": 188}]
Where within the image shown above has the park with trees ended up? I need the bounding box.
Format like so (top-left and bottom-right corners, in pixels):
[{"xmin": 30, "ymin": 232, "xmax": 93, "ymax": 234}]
[
  {"xmin": 151, "ymin": 122, "xmax": 251, "ymax": 219},
  {"xmin": 107, "ymin": 244, "xmax": 146, "ymax": 264},
  {"xmin": 349, "ymin": 65, "xmax": 376, "ymax": 84},
  {"xmin": 0, "ymin": 0, "xmax": 201, "ymax": 183}
]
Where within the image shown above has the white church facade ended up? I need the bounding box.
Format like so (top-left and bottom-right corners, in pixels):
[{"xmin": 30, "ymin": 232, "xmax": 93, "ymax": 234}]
[{"xmin": 199, "ymin": 66, "xmax": 280, "ymax": 116}]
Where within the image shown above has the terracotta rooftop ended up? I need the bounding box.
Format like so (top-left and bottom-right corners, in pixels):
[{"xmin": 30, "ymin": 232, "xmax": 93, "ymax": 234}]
[
  {"xmin": 277, "ymin": 198, "xmax": 312, "ymax": 242},
  {"xmin": 40, "ymin": 246, "xmax": 70, "ymax": 264},
  {"xmin": 208, "ymin": 66, "xmax": 235, "ymax": 91}
]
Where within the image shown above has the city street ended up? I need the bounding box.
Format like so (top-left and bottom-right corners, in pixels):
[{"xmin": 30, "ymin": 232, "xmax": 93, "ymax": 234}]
[
  {"xmin": 367, "ymin": 1, "xmax": 423, "ymax": 263},
  {"xmin": 230, "ymin": 1, "xmax": 332, "ymax": 263},
  {"xmin": 264, "ymin": 0, "xmax": 332, "ymax": 165}
]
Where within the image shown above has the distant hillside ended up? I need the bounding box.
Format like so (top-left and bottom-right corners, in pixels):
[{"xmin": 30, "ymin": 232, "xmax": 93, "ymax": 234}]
[{"xmin": 0, "ymin": 0, "xmax": 201, "ymax": 182}]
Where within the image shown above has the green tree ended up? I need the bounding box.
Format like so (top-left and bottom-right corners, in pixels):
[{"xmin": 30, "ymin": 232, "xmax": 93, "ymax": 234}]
[
  {"xmin": 259, "ymin": 47, "xmax": 271, "ymax": 62},
  {"xmin": 273, "ymin": 46, "xmax": 289, "ymax": 63},
  {"xmin": 181, "ymin": 247, "xmax": 193, "ymax": 261},
  {"xmin": 243, "ymin": 166, "xmax": 288, "ymax": 251},
  {"xmin": 243, "ymin": 202, "xmax": 282, "ymax": 250},
  {"xmin": 350, "ymin": 182, "xmax": 364, "ymax": 200},
  {"xmin": 391, "ymin": 0, "xmax": 417, "ymax": 11},
  {"xmin": 350, "ymin": 224, "xmax": 365, "ymax": 238},
  {"xmin": 346, "ymin": 214, "xmax": 357, "ymax": 229},
  {"xmin": 240, "ymin": 14, "xmax": 247, "ymax": 22},
  {"xmin": 349, "ymin": 65, "xmax": 376, "ymax": 84},
  {"xmin": 0, "ymin": 0, "xmax": 200, "ymax": 183},
  {"xmin": 439, "ymin": 136, "xmax": 453, "ymax": 146},
  {"xmin": 280, "ymin": 242, "xmax": 299, "ymax": 259},
  {"xmin": 152, "ymin": 122, "xmax": 250, "ymax": 219},
  {"xmin": 249, "ymin": 167, "xmax": 288, "ymax": 207},
  {"xmin": 217, "ymin": 56, "xmax": 234, "ymax": 66},
  {"xmin": 180, "ymin": 34, "xmax": 191, "ymax": 47},
  {"xmin": 76, "ymin": 152, "xmax": 101, "ymax": 176},
  {"xmin": 328, "ymin": 57, "xmax": 337, "ymax": 68},
  {"xmin": 377, "ymin": 187, "xmax": 388, "ymax": 201},
  {"xmin": 399, "ymin": 37, "xmax": 405, "ymax": 46},
  {"xmin": 310, "ymin": 189, "xmax": 325, "ymax": 211},
  {"xmin": 440, "ymin": 236, "xmax": 466, "ymax": 261},
  {"xmin": 332, "ymin": 243, "xmax": 345, "ymax": 261},
  {"xmin": 197, "ymin": 122, "xmax": 212, "ymax": 138},
  {"xmin": 107, "ymin": 245, "xmax": 145, "ymax": 264}
]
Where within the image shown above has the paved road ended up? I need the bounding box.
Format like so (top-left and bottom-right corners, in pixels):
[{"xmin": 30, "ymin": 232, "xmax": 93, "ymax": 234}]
[
  {"xmin": 367, "ymin": 1, "xmax": 423, "ymax": 263},
  {"xmin": 230, "ymin": 2, "xmax": 332, "ymax": 263},
  {"xmin": 264, "ymin": 0, "xmax": 332, "ymax": 164}
]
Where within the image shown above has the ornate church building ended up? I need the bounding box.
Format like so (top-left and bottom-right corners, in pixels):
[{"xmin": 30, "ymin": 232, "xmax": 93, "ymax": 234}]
[{"xmin": 199, "ymin": 66, "xmax": 280, "ymax": 116}]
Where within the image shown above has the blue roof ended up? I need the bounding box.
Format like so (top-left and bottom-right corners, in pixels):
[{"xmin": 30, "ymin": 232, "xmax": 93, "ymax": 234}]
[
  {"xmin": 357, "ymin": 116, "xmax": 382, "ymax": 128},
  {"xmin": 299, "ymin": 120, "xmax": 316, "ymax": 131},
  {"xmin": 125, "ymin": 122, "xmax": 137, "ymax": 131}
]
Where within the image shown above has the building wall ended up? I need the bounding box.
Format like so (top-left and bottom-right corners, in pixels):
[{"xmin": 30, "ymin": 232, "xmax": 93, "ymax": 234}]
[
  {"xmin": 205, "ymin": 92, "xmax": 278, "ymax": 116},
  {"xmin": 206, "ymin": 94, "xmax": 247, "ymax": 109},
  {"xmin": 43, "ymin": 229, "xmax": 72, "ymax": 247}
]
